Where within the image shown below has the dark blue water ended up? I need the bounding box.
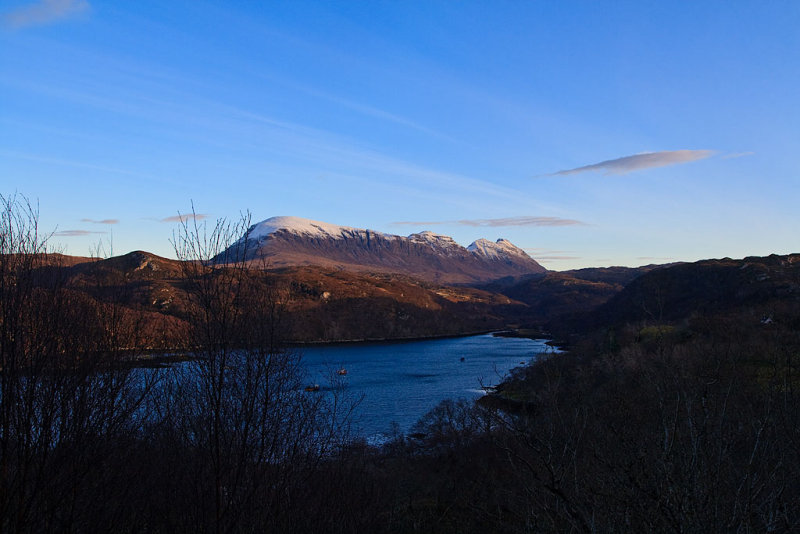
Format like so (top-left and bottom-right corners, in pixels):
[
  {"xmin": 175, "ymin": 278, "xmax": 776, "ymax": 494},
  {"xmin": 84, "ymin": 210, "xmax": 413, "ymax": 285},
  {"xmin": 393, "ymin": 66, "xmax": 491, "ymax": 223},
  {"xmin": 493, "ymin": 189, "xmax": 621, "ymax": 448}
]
[{"xmin": 297, "ymin": 334, "xmax": 552, "ymax": 441}]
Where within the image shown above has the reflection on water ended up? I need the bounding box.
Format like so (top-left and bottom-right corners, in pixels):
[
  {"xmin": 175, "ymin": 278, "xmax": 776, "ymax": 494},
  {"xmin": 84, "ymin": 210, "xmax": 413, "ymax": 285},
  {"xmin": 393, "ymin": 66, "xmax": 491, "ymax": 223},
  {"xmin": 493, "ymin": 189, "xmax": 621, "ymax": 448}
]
[{"xmin": 297, "ymin": 334, "xmax": 553, "ymax": 441}]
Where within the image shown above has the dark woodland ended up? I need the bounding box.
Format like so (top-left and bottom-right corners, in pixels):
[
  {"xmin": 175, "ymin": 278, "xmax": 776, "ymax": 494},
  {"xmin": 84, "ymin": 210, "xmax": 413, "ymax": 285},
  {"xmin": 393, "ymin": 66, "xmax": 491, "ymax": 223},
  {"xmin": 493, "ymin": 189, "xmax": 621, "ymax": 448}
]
[{"xmin": 2, "ymin": 194, "xmax": 799, "ymax": 533}]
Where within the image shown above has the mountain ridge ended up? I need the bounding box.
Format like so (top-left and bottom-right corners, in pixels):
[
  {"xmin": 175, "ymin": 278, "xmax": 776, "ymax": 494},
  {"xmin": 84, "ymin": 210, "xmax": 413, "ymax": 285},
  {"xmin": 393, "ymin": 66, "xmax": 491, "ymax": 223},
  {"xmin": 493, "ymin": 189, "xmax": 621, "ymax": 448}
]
[{"xmin": 223, "ymin": 216, "xmax": 546, "ymax": 284}]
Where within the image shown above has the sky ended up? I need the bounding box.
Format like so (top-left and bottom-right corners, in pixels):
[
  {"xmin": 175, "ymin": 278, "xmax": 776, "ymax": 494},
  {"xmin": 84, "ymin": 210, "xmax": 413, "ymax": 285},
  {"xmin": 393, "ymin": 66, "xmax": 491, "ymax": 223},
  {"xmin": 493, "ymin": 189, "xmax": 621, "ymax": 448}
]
[{"xmin": 1, "ymin": 0, "xmax": 798, "ymax": 269}]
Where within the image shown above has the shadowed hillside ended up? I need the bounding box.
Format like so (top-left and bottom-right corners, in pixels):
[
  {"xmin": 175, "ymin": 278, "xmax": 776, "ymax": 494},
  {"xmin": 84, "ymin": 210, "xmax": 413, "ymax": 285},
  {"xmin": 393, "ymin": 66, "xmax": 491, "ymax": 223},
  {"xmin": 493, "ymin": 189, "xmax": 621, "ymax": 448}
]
[
  {"xmin": 552, "ymin": 253, "xmax": 800, "ymax": 337},
  {"xmin": 57, "ymin": 251, "xmax": 525, "ymax": 346}
]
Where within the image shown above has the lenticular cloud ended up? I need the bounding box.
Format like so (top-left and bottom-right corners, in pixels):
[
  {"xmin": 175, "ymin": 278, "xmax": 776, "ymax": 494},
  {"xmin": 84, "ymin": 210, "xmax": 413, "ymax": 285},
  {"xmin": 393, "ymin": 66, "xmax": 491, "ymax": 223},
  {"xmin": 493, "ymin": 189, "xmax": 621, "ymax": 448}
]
[{"xmin": 551, "ymin": 149, "xmax": 714, "ymax": 176}]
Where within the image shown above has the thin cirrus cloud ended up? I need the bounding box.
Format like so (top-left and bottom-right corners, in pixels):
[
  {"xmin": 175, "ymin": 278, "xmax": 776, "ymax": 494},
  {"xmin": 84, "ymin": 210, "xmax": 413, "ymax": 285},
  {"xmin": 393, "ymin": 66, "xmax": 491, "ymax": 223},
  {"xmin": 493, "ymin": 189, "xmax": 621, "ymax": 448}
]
[
  {"xmin": 534, "ymin": 256, "xmax": 582, "ymax": 262},
  {"xmin": 54, "ymin": 229, "xmax": 106, "ymax": 237},
  {"xmin": 392, "ymin": 216, "xmax": 586, "ymax": 227},
  {"xmin": 524, "ymin": 248, "xmax": 580, "ymax": 262},
  {"xmin": 549, "ymin": 149, "xmax": 715, "ymax": 176},
  {"xmin": 2, "ymin": 0, "xmax": 89, "ymax": 29},
  {"xmin": 161, "ymin": 213, "xmax": 210, "ymax": 223},
  {"xmin": 81, "ymin": 218, "xmax": 119, "ymax": 225},
  {"xmin": 721, "ymin": 151, "xmax": 755, "ymax": 160}
]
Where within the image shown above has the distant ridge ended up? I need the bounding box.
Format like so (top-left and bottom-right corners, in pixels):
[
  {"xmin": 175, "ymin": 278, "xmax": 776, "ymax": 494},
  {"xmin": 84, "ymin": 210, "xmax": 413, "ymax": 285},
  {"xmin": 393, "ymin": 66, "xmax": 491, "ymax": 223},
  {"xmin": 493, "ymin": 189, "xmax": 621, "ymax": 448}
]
[
  {"xmin": 221, "ymin": 216, "xmax": 546, "ymax": 284},
  {"xmin": 549, "ymin": 253, "xmax": 800, "ymax": 336}
]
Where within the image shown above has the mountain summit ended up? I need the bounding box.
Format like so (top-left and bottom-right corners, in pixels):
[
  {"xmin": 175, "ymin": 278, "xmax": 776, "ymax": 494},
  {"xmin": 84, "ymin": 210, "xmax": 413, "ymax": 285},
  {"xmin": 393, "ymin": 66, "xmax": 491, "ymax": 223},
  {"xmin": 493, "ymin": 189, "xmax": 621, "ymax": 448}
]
[{"xmin": 225, "ymin": 216, "xmax": 545, "ymax": 284}]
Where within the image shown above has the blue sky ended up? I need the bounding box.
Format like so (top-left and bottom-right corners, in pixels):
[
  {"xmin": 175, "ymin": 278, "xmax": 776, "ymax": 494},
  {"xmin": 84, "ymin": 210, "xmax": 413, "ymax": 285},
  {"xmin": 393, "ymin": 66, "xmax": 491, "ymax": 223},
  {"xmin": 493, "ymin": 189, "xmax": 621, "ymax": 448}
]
[{"xmin": 1, "ymin": 0, "xmax": 798, "ymax": 269}]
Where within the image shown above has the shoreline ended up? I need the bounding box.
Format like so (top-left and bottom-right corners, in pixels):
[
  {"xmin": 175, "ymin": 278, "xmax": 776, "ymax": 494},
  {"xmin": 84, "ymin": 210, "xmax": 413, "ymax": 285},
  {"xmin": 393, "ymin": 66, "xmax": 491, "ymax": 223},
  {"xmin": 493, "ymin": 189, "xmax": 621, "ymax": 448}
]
[
  {"xmin": 128, "ymin": 328, "xmax": 553, "ymax": 367},
  {"xmin": 284, "ymin": 329, "xmax": 501, "ymax": 347}
]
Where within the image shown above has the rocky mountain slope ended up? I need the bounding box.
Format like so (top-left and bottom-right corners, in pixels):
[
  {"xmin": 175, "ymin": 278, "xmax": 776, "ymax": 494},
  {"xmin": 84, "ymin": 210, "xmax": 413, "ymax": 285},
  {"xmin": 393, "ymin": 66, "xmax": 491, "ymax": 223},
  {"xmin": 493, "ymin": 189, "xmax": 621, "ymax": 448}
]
[{"xmin": 222, "ymin": 216, "xmax": 546, "ymax": 284}]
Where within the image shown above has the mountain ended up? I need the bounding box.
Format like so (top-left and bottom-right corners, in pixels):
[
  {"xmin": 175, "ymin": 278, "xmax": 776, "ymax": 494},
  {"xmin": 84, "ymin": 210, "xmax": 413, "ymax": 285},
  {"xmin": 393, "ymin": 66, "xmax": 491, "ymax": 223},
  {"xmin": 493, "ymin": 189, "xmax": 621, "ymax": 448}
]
[
  {"xmin": 562, "ymin": 264, "xmax": 677, "ymax": 286},
  {"xmin": 54, "ymin": 250, "xmax": 524, "ymax": 345},
  {"xmin": 471, "ymin": 264, "xmax": 672, "ymax": 326},
  {"xmin": 553, "ymin": 253, "xmax": 800, "ymax": 336},
  {"xmin": 490, "ymin": 272, "xmax": 623, "ymax": 323},
  {"xmin": 222, "ymin": 216, "xmax": 546, "ymax": 284},
  {"xmin": 599, "ymin": 254, "xmax": 799, "ymax": 322}
]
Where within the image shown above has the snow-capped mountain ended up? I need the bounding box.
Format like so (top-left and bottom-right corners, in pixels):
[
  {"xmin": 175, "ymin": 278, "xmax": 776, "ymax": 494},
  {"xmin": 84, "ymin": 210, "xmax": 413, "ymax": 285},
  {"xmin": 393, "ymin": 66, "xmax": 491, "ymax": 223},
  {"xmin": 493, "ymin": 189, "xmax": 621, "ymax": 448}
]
[
  {"xmin": 468, "ymin": 238, "xmax": 530, "ymax": 260},
  {"xmin": 223, "ymin": 216, "xmax": 545, "ymax": 284},
  {"xmin": 243, "ymin": 216, "xmax": 368, "ymax": 242}
]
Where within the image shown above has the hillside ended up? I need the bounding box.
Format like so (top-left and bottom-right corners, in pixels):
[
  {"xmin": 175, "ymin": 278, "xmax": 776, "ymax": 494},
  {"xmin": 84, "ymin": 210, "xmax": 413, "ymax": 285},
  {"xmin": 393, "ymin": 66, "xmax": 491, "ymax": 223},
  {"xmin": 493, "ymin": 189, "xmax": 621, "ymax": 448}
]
[
  {"xmin": 220, "ymin": 216, "xmax": 546, "ymax": 284},
  {"xmin": 475, "ymin": 264, "xmax": 665, "ymax": 326},
  {"xmin": 548, "ymin": 253, "xmax": 800, "ymax": 338},
  {"xmin": 562, "ymin": 264, "xmax": 674, "ymax": 286},
  {"xmin": 56, "ymin": 249, "xmax": 675, "ymax": 345},
  {"xmin": 58, "ymin": 250, "xmax": 525, "ymax": 346},
  {"xmin": 479, "ymin": 253, "xmax": 800, "ymax": 533}
]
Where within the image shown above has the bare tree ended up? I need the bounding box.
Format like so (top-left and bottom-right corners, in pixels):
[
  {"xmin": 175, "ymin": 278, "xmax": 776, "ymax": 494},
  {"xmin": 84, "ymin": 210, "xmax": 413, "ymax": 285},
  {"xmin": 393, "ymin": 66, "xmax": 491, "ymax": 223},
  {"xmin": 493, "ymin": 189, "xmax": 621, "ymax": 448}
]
[
  {"xmin": 163, "ymin": 209, "xmax": 354, "ymax": 533},
  {"xmin": 0, "ymin": 194, "xmax": 154, "ymax": 532}
]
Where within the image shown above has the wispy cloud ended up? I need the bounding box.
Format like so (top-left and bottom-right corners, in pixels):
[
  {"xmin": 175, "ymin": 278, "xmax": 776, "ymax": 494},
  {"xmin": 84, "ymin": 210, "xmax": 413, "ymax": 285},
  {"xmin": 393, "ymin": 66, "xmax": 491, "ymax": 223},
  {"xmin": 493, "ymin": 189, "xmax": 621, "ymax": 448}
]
[
  {"xmin": 4, "ymin": 62, "xmax": 552, "ymax": 216},
  {"xmin": 549, "ymin": 149, "xmax": 715, "ymax": 176},
  {"xmin": 54, "ymin": 229, "xmax": 106, "ymax": 237},
  {"xmin": 294, "ymin": 86, "xmax": 455, "ymax": 142},
  {"xmin": 721, "ymin": 151, "xmax": 755, "ymax": 160},
  {"xmin": 81, "ymin": 218, "xmax": 119, "ymax": 225},
  {"xmin": 161, "ymin": 213, "xmax": 210, "ymax": 223},
  {"xmin": 526, "ymin": 248, "xmax": 573, "ymax": 254},
  {"xmin": 0, "ymin": 150, "xmax": 155, "ymax": 181},
  {"xmin": 392, "ymin": 216, "xmax": 585, "ymax": 227},
  {"xmin": 249, "ymin": 43, "xmax": 455, "ymax": 142},
  {"xmin": 524, "ymin": 248, "xmax": 580, "ymax": 262},
  {"xmin": 2, "ymin": 0, "xmax": 89, "ymax": 29},
  {"xmin": 458, "ymin": 216, "xmax": 586, "ymax": 227},
  {"xmin": 536, "ymin": 256, "xmax": 582, "ymax": 262}
]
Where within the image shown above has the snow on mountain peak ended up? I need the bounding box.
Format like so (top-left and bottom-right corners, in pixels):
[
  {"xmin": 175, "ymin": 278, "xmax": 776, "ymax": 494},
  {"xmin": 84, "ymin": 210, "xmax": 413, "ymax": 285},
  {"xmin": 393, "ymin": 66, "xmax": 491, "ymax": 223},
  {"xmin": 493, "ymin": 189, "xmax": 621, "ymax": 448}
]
[
  {"xmin": 468, "ymin": 238, "xmax": 529, "ymax": 260},
  {"xmin": 245, "ymin": 217, "xmax": 531, "ymax": 263},
  {"xmin": 246, "ymin": 216, "xmax": 375, "ymax": 241},
  {"xmin": 407, "ymin": 231, "xmax": 462, "ymax": 250}
]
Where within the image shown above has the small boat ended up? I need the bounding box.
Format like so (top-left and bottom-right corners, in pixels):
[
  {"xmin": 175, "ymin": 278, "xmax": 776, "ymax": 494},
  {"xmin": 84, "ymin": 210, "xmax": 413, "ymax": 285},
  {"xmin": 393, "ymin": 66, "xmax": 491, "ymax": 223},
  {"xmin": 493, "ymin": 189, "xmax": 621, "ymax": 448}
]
[
  {"xmin": 304, "ymin": 384, "xmax": 320, "ymax": 392},
  {"xmin": 337, "ymin": 368, "xmax": 348, "ymax": 376},
  {"xmin": 460, "ymin": 357, "xmax": 465, "ymax": 362}
]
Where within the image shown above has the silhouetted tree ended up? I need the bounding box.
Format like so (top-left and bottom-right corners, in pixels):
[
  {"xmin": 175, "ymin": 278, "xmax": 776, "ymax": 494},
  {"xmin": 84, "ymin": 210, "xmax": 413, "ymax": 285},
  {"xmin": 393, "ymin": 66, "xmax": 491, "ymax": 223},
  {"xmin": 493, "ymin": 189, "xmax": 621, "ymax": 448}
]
[
  {"xmin": 160, "ymin": 209, "xmax": 355, "ymax": 533},
  {"xmin": 0, "ymin": 194, "xmax": 153, "ymax": 532}
]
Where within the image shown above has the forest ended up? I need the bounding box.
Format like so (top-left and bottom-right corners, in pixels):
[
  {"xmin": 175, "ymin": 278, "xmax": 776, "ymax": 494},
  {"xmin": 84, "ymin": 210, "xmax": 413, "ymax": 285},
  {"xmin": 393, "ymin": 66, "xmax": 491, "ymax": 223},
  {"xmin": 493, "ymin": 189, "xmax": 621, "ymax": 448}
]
[{"xmin": 2, "ymin": 194, "xmax": 799, "ymax": 533}]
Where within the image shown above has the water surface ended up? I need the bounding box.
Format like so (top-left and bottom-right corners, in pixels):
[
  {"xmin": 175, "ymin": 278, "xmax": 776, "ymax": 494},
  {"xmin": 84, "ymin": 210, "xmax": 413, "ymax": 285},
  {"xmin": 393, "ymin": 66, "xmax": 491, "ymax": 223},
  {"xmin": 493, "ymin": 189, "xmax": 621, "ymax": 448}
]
[{"xmin": 298, "ymin": 334, "xmax": 552, "ymax": 440}]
